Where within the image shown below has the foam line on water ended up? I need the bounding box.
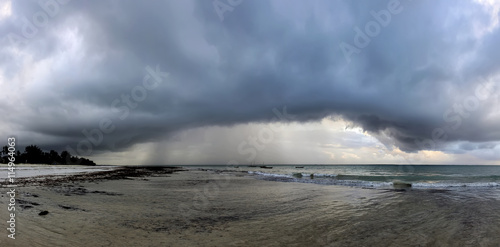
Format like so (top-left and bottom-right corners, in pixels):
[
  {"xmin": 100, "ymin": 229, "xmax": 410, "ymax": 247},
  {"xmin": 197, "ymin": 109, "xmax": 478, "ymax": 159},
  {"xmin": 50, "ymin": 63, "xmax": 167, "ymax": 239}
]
[{"xmin": 247, "ymin": 171, "xmax": 500, "ymax": 189}]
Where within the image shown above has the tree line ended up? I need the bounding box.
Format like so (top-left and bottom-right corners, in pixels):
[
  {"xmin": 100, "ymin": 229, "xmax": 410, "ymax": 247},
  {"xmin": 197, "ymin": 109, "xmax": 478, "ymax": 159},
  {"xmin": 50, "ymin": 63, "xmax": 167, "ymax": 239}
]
[{"xmin": 1, "ymin": 145, "xmax": 96, "ymax": 166}]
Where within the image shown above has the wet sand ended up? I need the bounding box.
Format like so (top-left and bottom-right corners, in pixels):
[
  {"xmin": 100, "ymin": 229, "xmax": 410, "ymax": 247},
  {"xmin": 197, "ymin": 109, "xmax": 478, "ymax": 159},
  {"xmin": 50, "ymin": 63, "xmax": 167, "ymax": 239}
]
[{"xmin": 2, "ymin": 168, "xmax": 500, "ymax": 246}]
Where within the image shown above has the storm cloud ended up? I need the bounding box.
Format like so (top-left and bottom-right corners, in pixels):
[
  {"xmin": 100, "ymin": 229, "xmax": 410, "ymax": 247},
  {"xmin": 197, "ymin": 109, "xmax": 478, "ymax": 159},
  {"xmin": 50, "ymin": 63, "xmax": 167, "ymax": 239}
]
[{"xmin": 1, "ymin": 0, "xmax": 500, "ymax": 163}]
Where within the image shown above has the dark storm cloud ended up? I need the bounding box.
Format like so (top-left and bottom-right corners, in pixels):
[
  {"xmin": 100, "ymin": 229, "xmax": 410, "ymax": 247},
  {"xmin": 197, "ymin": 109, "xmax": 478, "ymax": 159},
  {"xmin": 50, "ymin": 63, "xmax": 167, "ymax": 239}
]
[{"xmin": 1, "ymin": 0, "xmax": 500, "ymax": 158}]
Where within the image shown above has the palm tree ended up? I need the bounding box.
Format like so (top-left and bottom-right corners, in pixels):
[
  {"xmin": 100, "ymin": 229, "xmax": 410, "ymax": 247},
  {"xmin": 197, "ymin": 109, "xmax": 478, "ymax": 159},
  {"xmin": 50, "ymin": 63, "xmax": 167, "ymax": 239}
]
[
  {"xmin": 24, "ymin": 145, "xmax": 43, "ymax": 164},
  {"xmin": 49, "ymin": 150, "xmax": 62, "ymax": 164},
  {"xmin": 60, "ymin": 150, "xmax": 71, "ymax": 164},
  {"xmin": 0, "ymin": 145, "xmax": 8, "ymax": 163}
]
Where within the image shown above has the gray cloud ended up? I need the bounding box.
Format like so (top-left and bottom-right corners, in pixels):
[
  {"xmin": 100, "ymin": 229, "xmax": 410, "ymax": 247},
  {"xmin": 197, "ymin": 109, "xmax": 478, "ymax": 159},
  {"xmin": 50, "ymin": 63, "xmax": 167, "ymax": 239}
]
[{"xmin": 1, "ymin": 0, "xmax": 500, "ymax": 163}]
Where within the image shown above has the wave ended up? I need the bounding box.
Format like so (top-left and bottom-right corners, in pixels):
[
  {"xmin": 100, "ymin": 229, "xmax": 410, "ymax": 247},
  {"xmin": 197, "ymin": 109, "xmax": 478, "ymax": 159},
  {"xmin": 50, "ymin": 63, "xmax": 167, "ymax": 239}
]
[
  {"xmin": 412, "ymin": 182, "xmax": 500, "ymax": 188},
  {"xmin": 247, "ymin": 171, "xmax": 500, "ymax": 189},
  {"xmin": 247, "ymin": 171, "xmax": 293, "ymax": 178}
]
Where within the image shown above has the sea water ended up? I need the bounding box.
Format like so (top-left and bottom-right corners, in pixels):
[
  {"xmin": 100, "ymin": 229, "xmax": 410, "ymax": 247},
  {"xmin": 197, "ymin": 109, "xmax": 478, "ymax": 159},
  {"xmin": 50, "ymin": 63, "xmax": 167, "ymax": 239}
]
[
  {"xmin": 185, "ymin": 164, "xmax": 500, "ymax": 245},
  {"xmin": 192, "ymin": 164, "xmax": 500, "ymax": 189}
]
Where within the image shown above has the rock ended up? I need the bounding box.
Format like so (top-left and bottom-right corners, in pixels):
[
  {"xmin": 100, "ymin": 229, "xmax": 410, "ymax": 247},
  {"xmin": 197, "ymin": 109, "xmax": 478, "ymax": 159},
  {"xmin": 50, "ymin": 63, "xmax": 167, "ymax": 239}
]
[
  {"xmin": 292, "ymin": 173, "xmax": 303, "ymax": 178},
  {"xmin": 39, "ymin": 210, "xmax": 49, "ymax": 216},
  {"xmin": 393, "ymin": 181, "xmax": 412, "ymax": 190}
]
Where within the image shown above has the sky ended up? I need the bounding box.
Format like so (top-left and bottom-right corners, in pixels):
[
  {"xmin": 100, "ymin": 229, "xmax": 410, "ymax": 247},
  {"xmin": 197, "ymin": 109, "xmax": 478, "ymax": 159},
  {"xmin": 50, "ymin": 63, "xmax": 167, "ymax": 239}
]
[{"xmin": 1, "ymin": 0, "xmax": 500, "ymax": 165}]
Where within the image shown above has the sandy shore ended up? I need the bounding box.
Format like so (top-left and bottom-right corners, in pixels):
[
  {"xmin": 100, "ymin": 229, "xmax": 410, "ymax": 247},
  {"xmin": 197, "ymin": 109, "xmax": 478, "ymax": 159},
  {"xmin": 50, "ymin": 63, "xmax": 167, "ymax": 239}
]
[
  {"xmin": 0, "ymin": 164, "xmax": 117, "ymax": 179},
  {"xmin": 1, "ymin": 168, "xmax": 500, "ymax": 246}
]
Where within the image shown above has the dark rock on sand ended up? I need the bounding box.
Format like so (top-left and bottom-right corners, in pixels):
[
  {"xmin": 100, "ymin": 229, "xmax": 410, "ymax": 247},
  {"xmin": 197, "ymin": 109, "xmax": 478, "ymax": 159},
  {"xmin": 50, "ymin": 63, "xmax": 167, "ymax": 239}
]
[
  {"xmin": 18, "ymin": 199, "xmax": 40, "ymax": 210},
  {"xmin": 39, "ymin": 211, "xmax": 49, "ymax": 216},
  {"xmin": 23, "ymin": 192, "xmax": 39, "ymax": 197},
  {"xmin": 90, "ymin": 190, "xmax": 123, "ymax": 196},
  {"xmin": 393, "ymin": 181, "xmax": 412, "ymax": 190},
  {"xmin": 58, "ymin": 205, "xmax": 85, "ymax": 211},
  {"xmin": 17, "ymin": 199, "xmax": 40, "ymax": 206}
]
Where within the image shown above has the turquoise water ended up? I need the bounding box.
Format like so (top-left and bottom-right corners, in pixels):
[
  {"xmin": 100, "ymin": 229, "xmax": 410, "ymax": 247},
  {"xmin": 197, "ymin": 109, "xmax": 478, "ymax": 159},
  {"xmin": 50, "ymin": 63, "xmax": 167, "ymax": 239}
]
[{"xmin": 192, "ymin": 165, "xmax": 500, "ymax": 188}]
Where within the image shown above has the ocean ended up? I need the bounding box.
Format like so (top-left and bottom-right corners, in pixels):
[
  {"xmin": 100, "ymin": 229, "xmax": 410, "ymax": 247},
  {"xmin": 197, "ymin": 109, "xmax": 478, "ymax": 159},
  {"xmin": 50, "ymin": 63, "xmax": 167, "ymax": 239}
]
[
  {"xmin": 194, "ymin": 164, "xmax": 500, "ymax": 189},
  {"xmin": 184, "ymin": 165, "xmax": 500, "ymax": 245}
]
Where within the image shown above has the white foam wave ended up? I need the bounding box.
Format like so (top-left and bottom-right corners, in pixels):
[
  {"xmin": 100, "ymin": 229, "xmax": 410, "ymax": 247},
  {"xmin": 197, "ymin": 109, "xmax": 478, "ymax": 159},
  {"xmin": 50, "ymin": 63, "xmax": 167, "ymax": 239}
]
[
  {"xmin": 247, "ymin": 170, "xmax": 500, "ymax": 189},
  {"xmin": 247, "ymin": 171, "xmax": 293, "ymax": 178},
  {"xmin": 312, "ymin": 173, "xmax": 338, "ymax": 178},
  {"xmin": 412, "ymin": 182, "xmax": 500, "ymax": 188}
]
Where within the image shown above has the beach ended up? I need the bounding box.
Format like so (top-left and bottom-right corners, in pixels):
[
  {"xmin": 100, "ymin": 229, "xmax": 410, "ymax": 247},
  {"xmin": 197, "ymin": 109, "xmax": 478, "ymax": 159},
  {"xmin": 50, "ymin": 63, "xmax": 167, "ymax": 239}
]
[{"xmin": 2, "ymin": 167, "xmax": 500, "ymax": 246}]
